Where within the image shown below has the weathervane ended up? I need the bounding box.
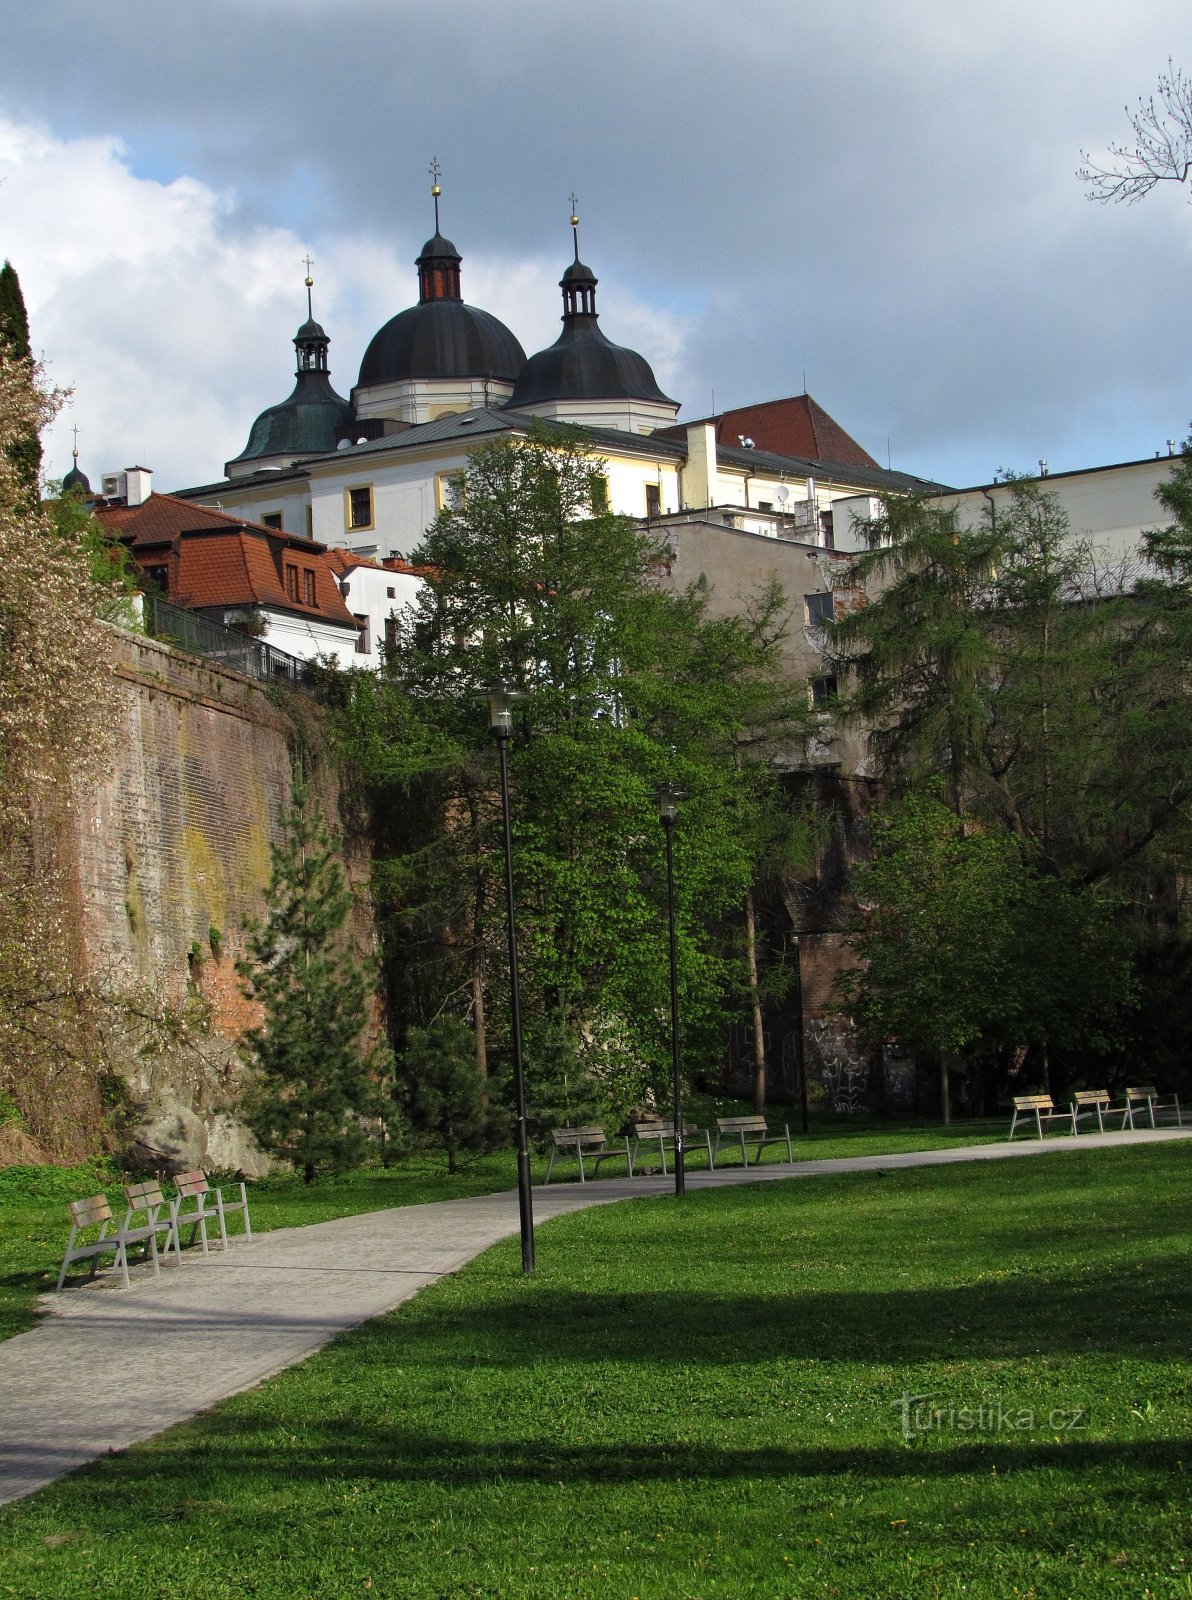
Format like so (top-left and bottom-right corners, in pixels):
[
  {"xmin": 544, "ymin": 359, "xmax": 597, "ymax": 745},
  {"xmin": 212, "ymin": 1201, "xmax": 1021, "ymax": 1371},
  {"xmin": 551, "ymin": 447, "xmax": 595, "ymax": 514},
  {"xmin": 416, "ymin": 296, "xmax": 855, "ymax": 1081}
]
[{"xmin": 430, "ymin": 156, "xmax": 442, "ymax": 230}]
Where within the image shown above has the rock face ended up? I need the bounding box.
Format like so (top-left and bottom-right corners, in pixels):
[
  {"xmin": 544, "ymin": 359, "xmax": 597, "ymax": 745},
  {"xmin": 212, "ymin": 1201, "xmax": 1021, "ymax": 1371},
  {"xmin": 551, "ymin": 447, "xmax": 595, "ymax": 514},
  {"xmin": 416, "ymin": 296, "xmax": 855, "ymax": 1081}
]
[{"xmin": 67, "ymin": 632, "xmax": 376, "ymax": 1174}]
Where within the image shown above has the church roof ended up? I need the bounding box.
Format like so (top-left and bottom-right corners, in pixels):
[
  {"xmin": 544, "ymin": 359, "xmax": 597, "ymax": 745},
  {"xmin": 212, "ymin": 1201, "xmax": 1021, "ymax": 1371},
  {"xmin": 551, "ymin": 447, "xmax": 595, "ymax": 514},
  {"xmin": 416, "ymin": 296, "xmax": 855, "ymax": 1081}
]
[
  {"xmin": 655, "ymin": 395, "xmax": 880, "ymax": 470},
  {"xmin": 357, "ymin": 300, "xmax": 526, "ymax": 388},
  {"xmin": 228, "ymin": 371, "xmax": 355, "ymax": 469},
  {"xmin": 357, "ymin": 225, "xmax": 525, "ymax": 389},
  {"xmin": 507, "ymin": 319, "xmax": 674, "ymax": 408},
  {"xmin": 507, "ymin": 247, "xmax": 675, "ymax": 410}
]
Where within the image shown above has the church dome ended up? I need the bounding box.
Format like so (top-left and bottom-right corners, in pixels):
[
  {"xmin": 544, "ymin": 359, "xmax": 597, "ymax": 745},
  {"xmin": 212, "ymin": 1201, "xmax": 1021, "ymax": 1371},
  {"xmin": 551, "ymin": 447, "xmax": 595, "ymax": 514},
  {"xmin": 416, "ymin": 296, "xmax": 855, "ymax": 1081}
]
[
  {"xmin": 62, "ymin": 452, "xmax": 91, "ymax": 496},
  {"xmin": 357, "ymin": 230, "xmax": 525, "ymax": 389},
  {"xmin": 507, "ymin": 251, "xmax": 673, "ymax": 411},
  {"xmin": 227, "ymin": 285, "xmax": 355, "ymax": 473}
]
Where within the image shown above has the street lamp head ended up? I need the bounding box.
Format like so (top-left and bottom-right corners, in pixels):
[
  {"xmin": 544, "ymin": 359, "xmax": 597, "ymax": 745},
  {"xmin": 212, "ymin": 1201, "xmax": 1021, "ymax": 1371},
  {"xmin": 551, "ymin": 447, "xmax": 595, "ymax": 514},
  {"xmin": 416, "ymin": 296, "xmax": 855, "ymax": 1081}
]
[
  {"xmin": 477, "ymin": 678, "xmax": 526, "ymax": 739},
  {"xmin": 655, "ymin": 782, "xmax": 688, "ymax": 826}
]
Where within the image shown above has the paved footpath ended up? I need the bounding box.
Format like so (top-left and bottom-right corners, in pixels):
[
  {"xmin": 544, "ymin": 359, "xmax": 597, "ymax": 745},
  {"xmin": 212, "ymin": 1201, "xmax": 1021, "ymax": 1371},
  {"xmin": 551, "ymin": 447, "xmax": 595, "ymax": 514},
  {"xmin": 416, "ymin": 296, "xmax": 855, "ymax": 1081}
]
[{"xmin": 1, "ymin": 1126, "xmax": 1187, "ymax": 1507}]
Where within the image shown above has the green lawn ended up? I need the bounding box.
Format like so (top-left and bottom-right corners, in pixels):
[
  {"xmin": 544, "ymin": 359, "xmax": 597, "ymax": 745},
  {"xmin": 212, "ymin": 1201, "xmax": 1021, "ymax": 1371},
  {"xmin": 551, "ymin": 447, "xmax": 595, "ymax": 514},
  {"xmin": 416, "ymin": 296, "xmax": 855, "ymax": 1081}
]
[
  {"xmin": 0, "ymin": 1114, "xmax": 1007, "ymax": 1342},
  {"xmin": 1, "ymin": 1143, "xmax": 1188, "ymax": 1598}
]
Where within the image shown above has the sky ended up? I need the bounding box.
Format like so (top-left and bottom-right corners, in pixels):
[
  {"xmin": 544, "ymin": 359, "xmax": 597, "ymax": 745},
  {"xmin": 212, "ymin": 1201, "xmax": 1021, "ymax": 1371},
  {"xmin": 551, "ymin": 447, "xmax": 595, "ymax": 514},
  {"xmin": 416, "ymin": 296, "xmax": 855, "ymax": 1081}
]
[{"xmin": 0, "ymin": 0, "xmax": 1189, "ymax": 494}]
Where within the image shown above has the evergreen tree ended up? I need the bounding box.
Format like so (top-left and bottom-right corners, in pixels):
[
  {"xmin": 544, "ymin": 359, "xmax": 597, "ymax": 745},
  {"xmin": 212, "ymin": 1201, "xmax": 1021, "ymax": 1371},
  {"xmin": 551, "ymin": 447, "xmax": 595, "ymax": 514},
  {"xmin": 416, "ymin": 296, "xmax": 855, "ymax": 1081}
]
[
  {"xmin": 399, "ymin": 1014, "xmax": 488, "ymax": 1173},
  {"xmin": 0, "ymin": 262, "xmax": 42, "ymax": 504},
  {"xmin": 239, "ymin": 781, "xmax": 382, "ymax": 1182}
]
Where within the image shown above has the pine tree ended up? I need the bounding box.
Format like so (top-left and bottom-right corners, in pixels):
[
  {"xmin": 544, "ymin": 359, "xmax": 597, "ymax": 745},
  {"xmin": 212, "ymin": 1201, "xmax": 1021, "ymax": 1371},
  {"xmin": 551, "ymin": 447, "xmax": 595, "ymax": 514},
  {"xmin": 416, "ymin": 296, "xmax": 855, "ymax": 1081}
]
[
  {"xmin": 239, "ymin": 781, "xmax": 382, "ymax": 1182},
  {"xmin": 399, "ymin": 1015, "xmax": 488, "ymax": 1173},
  {"xmin": 0, "ymin": 262, "xmax": 42, "ymax": 504}
]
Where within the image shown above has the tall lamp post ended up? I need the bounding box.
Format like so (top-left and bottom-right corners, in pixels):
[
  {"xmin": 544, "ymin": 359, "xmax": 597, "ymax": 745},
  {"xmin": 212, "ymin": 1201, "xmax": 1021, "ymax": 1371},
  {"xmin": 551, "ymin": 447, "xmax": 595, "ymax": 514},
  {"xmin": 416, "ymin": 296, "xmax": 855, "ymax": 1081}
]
[
  {"xmin": 480, "ymin": 679, "xmax": 535, "ymax": 1275},
  {"xmin": 657, "ymin": 784, "xmax": 687, "ymax": 1199}
]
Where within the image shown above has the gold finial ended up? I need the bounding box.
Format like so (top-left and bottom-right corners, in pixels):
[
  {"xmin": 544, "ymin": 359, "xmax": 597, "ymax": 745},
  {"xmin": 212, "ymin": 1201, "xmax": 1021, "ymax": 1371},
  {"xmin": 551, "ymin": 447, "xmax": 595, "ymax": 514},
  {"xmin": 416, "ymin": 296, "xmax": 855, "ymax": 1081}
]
[
  {"xmin": 71, "ymin": 422, "xmax": 80, "ymax": 461},
  {"xmin": 302, "ymin": 256, "xmax": 314, "ymax": 318},
  {"xmin": 429, "ymin": 157, "xmax": 442, "ymax": 230},
  {"xmin": 569, "ymin": 193, "xmax": 580, "ymax": 260}
]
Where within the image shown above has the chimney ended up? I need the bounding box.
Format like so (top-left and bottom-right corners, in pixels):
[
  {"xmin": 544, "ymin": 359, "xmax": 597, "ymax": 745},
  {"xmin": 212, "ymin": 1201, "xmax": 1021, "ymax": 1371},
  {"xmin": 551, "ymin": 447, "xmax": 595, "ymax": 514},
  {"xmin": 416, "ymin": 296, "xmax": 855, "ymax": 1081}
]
[{"xmin": 124, "ymin": 466, "xmax": 153, "ymax": 506}]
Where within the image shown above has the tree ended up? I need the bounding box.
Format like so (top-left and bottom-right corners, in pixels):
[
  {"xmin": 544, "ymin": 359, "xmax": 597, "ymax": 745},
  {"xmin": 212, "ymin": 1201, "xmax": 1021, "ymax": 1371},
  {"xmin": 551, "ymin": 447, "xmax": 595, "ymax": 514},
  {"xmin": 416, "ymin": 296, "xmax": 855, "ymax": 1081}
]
[
  {"xmin": 842, "ymin": 792, "xmax": 1025, "ymax": 1122},
  {"xmin": 399, "ymin": 1014, "xmax": 488, "ymax": 1173},
  {"xmin": 1079, "ymin": 61, "xmax": 1192, "ymax": 205},
  {"xmin": 339, "ymin": 424, "xmax": 815, "ymax": 1122},
  {"xmin": 239, "ymin": 781, "xmax": 383, "ymax": 1182},
  {"xmin": 0, "ymin": 350, "xmax": 118, "ymax": 1156},
  {"xmin": 0, "ymin": 263, "xmax": 41, "ymax": 505}
]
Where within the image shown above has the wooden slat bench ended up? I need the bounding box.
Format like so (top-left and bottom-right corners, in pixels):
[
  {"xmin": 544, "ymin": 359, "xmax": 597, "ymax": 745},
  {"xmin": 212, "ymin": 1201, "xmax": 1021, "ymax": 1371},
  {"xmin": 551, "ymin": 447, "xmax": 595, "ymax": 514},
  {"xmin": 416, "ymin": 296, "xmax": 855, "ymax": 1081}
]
[
  {"xmin": 170, "ymin": 1170, "xmax": 253, "ymax": 1253},
  {"xmin": 56, "ymin": 1190, "xmax": 172, "ymax": 1292},
  {"xmin": 630, "ymin": 1118, "xmax": 715, "ymax": 1175},
  {"xmin": 122, "ymin": 1180, "xmax": 181, "ymax": 1268},
  {"xmin": 1070, "ymin": 1090, "xmax": 1113, "ymax": 1134},
  {"xmin": 712, "ymin": 1114, "xmax": 793, "ymax": 1168},
  {"xmin": 1008, "ymin": 1095, "xmax": 1077, "ymax": 1141},
  {"xmin": 1121, "ymin": 1085, "xmax": 1184, "ymax": 1130},
  {"xmin": 544, "ymin": 1125, "xmax": 634, "ymax": 1184}
]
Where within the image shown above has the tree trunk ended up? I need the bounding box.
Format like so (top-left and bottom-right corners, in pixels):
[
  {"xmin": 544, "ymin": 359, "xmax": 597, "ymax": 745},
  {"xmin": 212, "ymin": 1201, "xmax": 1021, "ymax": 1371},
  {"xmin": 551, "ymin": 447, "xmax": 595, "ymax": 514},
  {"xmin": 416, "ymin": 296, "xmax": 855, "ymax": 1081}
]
[
  {"xmin": 940, "ymin": 1054, "xmax": 950, "ymax": 1126},
  {"xmin": 745, "ymin": 886, "xmax": 767, "ymax": 1112}
]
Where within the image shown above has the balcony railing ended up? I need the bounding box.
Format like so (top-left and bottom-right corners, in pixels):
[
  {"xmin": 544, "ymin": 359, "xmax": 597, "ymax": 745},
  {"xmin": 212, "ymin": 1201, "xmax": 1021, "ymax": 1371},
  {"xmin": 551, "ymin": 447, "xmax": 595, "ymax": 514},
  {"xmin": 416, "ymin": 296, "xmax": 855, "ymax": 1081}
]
[{"xmin": 143, "ymin": 596, "xmax": 312, "ymax": 691}]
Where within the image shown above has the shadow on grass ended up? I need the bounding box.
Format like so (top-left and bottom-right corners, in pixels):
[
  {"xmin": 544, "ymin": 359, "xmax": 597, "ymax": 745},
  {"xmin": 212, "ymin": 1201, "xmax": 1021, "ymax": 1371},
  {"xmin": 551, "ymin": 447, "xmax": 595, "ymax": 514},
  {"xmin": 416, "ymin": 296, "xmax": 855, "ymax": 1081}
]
[
  {"xmin": 16, "ymin": 1426, "xmax": 1190, "ymax": 1513},
  {"xmin": 368, "ymin": 1260, "xmax": 1190, "ymax": 1365}
]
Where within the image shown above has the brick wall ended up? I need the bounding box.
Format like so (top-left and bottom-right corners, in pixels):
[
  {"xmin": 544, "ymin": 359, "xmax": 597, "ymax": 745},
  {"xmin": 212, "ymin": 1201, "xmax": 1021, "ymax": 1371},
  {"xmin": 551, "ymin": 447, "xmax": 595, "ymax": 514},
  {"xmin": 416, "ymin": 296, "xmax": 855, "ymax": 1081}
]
[{"xmin": 72, "ymin": 632, "xmax": 365, "ymax": 1173}]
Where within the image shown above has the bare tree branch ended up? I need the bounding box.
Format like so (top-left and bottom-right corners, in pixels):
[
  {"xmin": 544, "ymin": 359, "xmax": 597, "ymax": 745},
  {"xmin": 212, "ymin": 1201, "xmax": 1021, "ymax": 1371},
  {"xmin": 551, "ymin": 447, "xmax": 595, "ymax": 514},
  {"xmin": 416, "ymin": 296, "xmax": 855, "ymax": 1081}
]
[{"xmin": 1078, "ymin": 59, "xmax": 1192, "ymax": 204}]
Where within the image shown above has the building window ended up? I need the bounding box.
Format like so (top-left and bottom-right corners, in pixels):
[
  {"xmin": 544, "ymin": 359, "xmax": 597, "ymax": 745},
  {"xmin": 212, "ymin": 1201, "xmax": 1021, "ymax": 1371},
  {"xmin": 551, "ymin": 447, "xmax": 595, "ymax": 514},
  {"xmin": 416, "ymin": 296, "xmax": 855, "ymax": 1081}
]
[
  {"xmin": 305, "ymin": 504, "xmax": 314, "ymax": 537},
  {"xmin": 644, "ymin": 483, "xmax": 662, "ymax": 518},
  {"xmin": 384, "ymin": 616, "xmax": 400, "ymax": 653},
  {"xmin": 589, "ymin": 472, "xmax": 610, "ymax": 513},
  {"xmin": 810, "ymin": 674, "xmax": 839, "ymax": 707},
  {"xmin": 435, "ymin": 471, "xmax": 466, "ymax": 511},
  {"xmin": 346, "ymin": 485, "xmax": 374, "ymax": 530},
  {"xmin": 386, "ymin": 586, "xmax": 396, "ymax": 599},
  {"xmin": 354, "ymin": 614, "xmax": 371, "ymax": 655},
  {"xmin": 285, "ymin": 563, "xmax": 299, "ymax": 601},
  {"xmin": 820, "ymin": 509, "xmax": 835, "ymax": 547},
  {"xmin": 805, "ymin": 592, "xmax": 835, "ymax": 629},
  {"xmin": 261, "ymin": 512, "xmax": 283, "ymax": 530},
  {"xmin": 145, "ymin": 563, "xmax": 169, "ymax": 594},
  {"xmin": 303, "ymin": 569, "xmax": 317, "ymax": 606}
]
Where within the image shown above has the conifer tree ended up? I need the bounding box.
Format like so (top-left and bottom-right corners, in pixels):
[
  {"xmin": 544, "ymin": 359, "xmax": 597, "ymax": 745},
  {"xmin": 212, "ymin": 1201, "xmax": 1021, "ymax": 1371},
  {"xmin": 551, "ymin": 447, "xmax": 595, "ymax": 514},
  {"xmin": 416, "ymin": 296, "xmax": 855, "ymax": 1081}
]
[
  {"xmin": 239, "ymin": 781, "xmax": 382, "ymax": 1182},
  {"xmin": 0, "ymin": 262, "xmax": 42, "ymax": 503}
]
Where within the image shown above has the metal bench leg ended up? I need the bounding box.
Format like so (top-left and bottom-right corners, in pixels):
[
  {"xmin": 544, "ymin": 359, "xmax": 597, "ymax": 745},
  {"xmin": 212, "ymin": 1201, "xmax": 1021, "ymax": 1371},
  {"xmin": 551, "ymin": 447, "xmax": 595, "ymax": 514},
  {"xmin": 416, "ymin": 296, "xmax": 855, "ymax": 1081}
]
[{"xmin": 545, "ymin": 1148, "xmax": 558, "ymax": 1184}]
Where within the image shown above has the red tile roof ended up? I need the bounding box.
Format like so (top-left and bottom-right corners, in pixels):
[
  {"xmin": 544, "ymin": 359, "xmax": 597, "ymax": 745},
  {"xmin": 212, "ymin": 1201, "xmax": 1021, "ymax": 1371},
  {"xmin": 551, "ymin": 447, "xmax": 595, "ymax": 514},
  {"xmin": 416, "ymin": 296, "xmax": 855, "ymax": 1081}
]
[
  {"xmin": 95, "ymin": 493, "xmax": 355, "ymax": 626},
  {"xmin": 657, "ymin": 394, "xmax": 879, "ymax": 470}
]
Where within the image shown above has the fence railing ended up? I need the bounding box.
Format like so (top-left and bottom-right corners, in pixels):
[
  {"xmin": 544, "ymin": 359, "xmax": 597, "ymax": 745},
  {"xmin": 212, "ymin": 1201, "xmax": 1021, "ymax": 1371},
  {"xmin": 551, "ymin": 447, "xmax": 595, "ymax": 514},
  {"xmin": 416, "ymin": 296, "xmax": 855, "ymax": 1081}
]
[{"xmin": 143, "ymin": 596, "xmax": 312, "ymax": 690}]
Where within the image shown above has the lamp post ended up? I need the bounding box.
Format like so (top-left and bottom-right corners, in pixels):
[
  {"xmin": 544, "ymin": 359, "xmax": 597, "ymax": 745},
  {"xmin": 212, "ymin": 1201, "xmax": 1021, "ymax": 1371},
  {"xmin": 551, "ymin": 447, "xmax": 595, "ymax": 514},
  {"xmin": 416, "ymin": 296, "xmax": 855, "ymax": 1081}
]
[
  {"xmin": 657, "ymin": 784, "xmax": 687, "ymax": 1198},
  {"xmin": 480, "ymin": 679, "xmax": 535, "ymax": 1275}
]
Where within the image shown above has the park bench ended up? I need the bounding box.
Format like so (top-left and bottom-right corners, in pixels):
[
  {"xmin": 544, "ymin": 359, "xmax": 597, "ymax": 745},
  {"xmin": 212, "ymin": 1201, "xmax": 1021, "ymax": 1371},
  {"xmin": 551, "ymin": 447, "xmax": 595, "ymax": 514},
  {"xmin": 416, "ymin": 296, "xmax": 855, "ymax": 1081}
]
[
  {"xmin": 712, "ymin": 1114, "xmax": 793, "ymax": 1168},
  {"xmin": 1070, "ymin": 1090, "xmax": 1113, "ymax": 1133},
  {"xmin": 169, "ymin": 1170, "xmax": 253, "ymax": 1253},
  {"xmin": 1121, "ymin": 1085, "xmax": 1184, "ymax": 1129},
  {"xmin": 1008, "ymin": 1094, "xmax": 1077, "ymax": 1141},
  {"xmin": 630, "ymin": 1118, "xmax": 715, "ymax": 1175},
  {"xmin": 56, "ymin": 1190, "xmax": 172, "ymax": 1291},
  {"xmin": 544, "ymin": 1125, "xmax": 634, "ymax": 1184}
]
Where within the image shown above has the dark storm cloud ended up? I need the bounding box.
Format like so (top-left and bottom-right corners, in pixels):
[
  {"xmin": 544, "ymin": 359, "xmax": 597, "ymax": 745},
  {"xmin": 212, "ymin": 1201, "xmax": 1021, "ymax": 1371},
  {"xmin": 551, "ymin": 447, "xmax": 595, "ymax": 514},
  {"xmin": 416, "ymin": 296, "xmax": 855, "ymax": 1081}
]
[{"xmin": 2, "ymin": 0, "xmax": 1189, "ymax": 484}]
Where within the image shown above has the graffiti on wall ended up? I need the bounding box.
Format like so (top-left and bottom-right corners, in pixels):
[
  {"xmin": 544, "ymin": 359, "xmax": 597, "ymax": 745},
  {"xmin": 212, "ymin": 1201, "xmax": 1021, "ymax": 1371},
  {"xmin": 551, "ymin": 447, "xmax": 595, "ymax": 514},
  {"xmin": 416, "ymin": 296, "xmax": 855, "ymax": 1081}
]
[{"xmin": 808, "ymin": 1019, "xmax": 870, "ymax": 1113}]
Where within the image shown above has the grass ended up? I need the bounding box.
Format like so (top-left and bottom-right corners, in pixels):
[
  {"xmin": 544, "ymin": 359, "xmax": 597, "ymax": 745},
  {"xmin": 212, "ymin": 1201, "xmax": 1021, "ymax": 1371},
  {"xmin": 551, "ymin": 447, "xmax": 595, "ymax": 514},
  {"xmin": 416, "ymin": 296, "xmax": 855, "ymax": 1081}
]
[
  {"xmin": 0, "ymin": 1142, "xmax": 1188, "ymax": 1597},
  {"xmin": 0, "ymin": 1112, "xmax": 1006, "ymax": 1343}
]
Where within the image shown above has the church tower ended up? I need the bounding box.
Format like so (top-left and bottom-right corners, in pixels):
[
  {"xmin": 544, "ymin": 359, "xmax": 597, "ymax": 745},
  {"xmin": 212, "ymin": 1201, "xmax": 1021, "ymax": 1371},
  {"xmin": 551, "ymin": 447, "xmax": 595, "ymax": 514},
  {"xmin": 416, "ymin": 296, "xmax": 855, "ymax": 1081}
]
[
  {"xmin": 506, "ymin": 201, "xmax": 679, "ymax": 434},
  {"xmin": 226, "ymin": 267, "xmax": 356, "ymax": 479},
  {"xmin": 353, "ymin": 161, "xmax": 526, "ymax": 427}
]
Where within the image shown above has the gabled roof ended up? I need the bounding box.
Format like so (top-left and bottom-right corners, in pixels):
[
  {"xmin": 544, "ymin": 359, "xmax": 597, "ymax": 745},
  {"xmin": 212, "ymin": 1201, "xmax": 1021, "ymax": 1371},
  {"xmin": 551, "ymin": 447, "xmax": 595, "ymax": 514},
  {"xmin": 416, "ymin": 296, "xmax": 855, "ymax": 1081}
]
[
  {"xmin": 655, "ymin": 394, "xmax": 880, "ymax": 470},
  {"xmin": 95, "ymin": 493, "xmax": 356, "ymax": 627}
]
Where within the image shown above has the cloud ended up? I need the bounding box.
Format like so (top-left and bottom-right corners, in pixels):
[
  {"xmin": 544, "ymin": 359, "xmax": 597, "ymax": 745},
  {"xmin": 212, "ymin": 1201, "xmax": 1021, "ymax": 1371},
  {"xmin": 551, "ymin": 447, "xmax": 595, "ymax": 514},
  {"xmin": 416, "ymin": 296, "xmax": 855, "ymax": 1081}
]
[{"xmin": 0, "ymin": 117, "xmax": 697, "ymax": 490}]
